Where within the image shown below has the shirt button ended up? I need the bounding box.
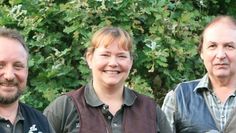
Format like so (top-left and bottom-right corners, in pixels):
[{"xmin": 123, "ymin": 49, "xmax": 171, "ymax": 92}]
[
  {"xmin": 108, "ymin": 116, "xmax": 112, "ymax": 120},
  {"xmin": 6, "ymin": 124, "xmax": 10, "ymax": 128},
  {"xmin": 113, "ymin": 123, "xmax": 118, "ymax": 127}
]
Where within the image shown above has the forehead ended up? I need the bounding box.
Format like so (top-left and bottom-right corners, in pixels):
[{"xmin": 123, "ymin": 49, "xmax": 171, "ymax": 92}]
[
  {"xmin": 95, "ymin": 41, "xmax": 130, "ymax": 53},
  {"xmin": 204, "ymin": 22, "xmax": 236, "ymax": 42},
  {"xmin": 0, "ymin": 37, "xmax": 27, "ymax": 59}
]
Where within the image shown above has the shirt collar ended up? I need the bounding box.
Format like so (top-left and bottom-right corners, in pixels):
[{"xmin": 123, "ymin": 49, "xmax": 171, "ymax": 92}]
[
  {"xmin": 84, "ymin": 83, "xmax": 103, "ymax": 107},
  {"xmin": 123, "ymin": 87, "xmax": 137, "ymax": 106},
  {"xmin": 194, "ymin": 74, "xmax": 236, "ymax": 96},
  {"xmin": 194, "ymin": 74, "xmax": 212, "ymax": 93},
  {"xmin": 17, "ymin": 104, "xmax": 25, "ymax": 121},
  {"xmin": 84, "ymin": 82, "xmax": 137, "ymax": 107},
  {"xmin": 0, "ymin": 104, "xmax": 24, "ymax": 121}
]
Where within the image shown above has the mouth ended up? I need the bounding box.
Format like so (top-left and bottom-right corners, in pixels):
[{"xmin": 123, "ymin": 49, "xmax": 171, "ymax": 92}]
[
  {"xmin": 214, "ymin": 63, "xmax": 228, "ymax": 65},
  {"xmin": 104, "ymin": 70, "xmax": 121, "ymax": 74},
  {"xmin": 213, "ymin": 63, "xmax": 229, "ymax": 68},
  {"xmin": 0, "ymin": 82, "xmax": 17, "ymax": 88}
]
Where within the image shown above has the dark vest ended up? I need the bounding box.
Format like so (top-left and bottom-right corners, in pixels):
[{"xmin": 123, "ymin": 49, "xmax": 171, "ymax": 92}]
[
  {"xmin": 67, "ymin": 86, "xmax": 157, "ymax": 133},
  {"xmin": 20, "ymin": 102, "xmax": 51, "ymax": 133},
  {"xmin": 0, "ymin": 102, "xmax": 51, "ymax": 133},
  {"xmin": 175, "ymin": 80, "xmax": 236, "ymax": 133}
]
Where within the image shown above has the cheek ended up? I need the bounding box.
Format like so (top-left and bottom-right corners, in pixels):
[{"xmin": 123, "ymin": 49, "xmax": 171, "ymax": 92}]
[
  {"xmin": 122, "ymin": 60, "xmax": 133, "ymax": 71},
  {"xmin": 91, "ymin": 59, "xmax": 106, "ymax": 70},
  {"xmin": 16, "ymin": 71, "xmax": 28, "ymax": 83},
  {"xmin": 202, "ymin": 52, "xmax": 215, "ymax": 62}
]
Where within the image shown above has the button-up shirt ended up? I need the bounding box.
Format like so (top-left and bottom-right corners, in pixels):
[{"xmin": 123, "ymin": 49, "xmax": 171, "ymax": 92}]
[
  {"xmin": 0, "ymin": 108, "xmax": 24, "ymax": 133},
  {"xmin": 162, "ymin": 74, "xmax": 236, "ymax": 132},
  {"xmin": 0, "ymin": 103, "xmax": 55, "ymax": 133}
]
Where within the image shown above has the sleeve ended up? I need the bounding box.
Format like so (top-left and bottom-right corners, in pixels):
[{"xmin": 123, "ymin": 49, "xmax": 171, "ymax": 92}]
[
  {"xmin": 48, "ymin": 119, "xmax": 56, "ymax": 133},
  {"xmin": 43, "ymin": 95, "xmax": 79, "ymax": 133},
  {"xmin": 161, "ymin": 90, "xmax": 176, "ymax": 133},
  {"xmin": 156, "ymin": 105, "xmax": 172, "ymax": 133}
]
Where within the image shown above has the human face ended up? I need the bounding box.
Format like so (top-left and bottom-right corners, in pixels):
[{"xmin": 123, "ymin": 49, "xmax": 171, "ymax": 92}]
[
  {"xmin": 0, "ymin": 37, "xmax": 28, "ymax": 104},
  {"xmin": 86, "ymin": 41, "xmax": 133, "ymax": 89},
  {"xmin": 201, "ymin": 22, "xmax": 236, "ymax": 80}
]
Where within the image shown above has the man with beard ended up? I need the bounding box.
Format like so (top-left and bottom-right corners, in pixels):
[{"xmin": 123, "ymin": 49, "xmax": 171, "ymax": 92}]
[{"xmin": 0, "ymin": 28, "xmax": 54, "ymax": 133}]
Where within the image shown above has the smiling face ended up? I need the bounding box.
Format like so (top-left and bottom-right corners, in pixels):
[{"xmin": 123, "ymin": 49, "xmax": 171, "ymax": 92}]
[
  {"xmin": 0, "ymin": 37, "xmax": 28, "ymax": 104},
  {"xmin": 87, "ymin": 41, "xmax": 133, "ymax": 89},
  {"xmin": 86, "ymin": 27, "xmax": 133, "ymax": 90},
  {"xmin": 200, "ymin": 20, "xmax": 236, "ymax": 80}
]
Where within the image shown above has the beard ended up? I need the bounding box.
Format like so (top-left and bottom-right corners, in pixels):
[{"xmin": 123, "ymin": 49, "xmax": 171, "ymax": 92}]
[
  {"xmin": 0, "ymin": 79, "xmax": 23, "ymax": 104},
  {"xmin": 0, "ymin": 90, "xmax": 22, "ymax": 104}
]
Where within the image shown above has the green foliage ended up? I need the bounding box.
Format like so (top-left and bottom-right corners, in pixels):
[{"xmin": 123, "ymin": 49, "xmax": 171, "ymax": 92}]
[{"xmin": 0, "ymin": 0, "xmax": 235, "ymax": 110}]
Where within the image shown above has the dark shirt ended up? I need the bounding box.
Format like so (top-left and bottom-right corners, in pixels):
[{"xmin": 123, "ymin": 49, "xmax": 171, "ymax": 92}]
[
  {"xmin": 0, "ymin": 102, "xmax": 55, "ymax": 133},
  {"xmin": 0, "ymin": 109, "xmax": 24, "ymax": 133}
]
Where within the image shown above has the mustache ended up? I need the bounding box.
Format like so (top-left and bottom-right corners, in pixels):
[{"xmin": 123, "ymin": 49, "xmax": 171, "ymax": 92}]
[
  {"xmin": 0, "ymin": 80, "xmax": 18, "ymax": 86},
  {"xmin": 214, "ymin": 62, "xmax": 228, "ymax": 65}
]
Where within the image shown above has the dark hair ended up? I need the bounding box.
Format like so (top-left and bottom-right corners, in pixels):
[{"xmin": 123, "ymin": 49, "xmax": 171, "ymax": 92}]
[
  {"xmin": 0, "ymin": 27, "xmax": 28, "ymax": 56},
  {"xmin": 198, "ymin": 15, "xmax": 236, "ymax": 53}
]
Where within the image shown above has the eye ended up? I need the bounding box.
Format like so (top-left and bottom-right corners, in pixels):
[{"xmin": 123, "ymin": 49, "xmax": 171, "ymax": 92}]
[
  {"xmin": 226, "ymin": 44, "xmax": 235, "ymax": 50},
  {"xmin": 0, "ymin": 63, "xmax": 4, "ymax": 69},
  {"xmin": 118, "ymin": 55, "xmax": 128, "ymax": 58},
  {"xmin": 208, "ymin": 44, "xmax": 216, "ymax": 49},
  {"xmin": 14, "ymin": 63, "xmax": 25, "ymax": 70},
  {"xmin": 100, "ymin": 54, "xmax": 109, "ymax": 57}
]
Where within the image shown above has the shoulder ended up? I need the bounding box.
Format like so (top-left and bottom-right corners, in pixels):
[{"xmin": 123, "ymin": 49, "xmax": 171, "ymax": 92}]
[
  {"xmin": 20, "ymin": 102, "xmax": 45, "ymax": 117},
  {"xmin": 130, "ymin": 89, "xmax": 155, "ymax": 102},
  {"xmin": 174, "ymin": 79, "xmax": 201, "ymax": 93},
  {"xmin": 156, "ymin": 104, "xmax": 172, "ymax": 133},
  {"xmin": 19, "ymin": 102, "xmax": 49, "ymax": 126},
  {"xmin": 43, "ymin": 93, "xmax": 79, "ymax": 133},
  {"xmin": 44, "ymin": 94, "xmax": 74, "ymax": 114},
  {"xmin": 129, "ymin": 89, "xmax": 157, "ymax": 113}
]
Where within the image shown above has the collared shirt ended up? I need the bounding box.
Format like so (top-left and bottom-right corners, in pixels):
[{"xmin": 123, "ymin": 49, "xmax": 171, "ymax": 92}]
[
  {"xmin": 162, "ymin": 74, "xmax": 236, "ymax": 132},
  {"xmin": 0, "ymin": 108, "xmax": 24, "ymax": 133},
  {"xmin": 44, "ymin": 83, "xmax": 171, "ymax": 133},
  {"xmin": 0, "ymin": 104, "xmax": 55, "ymax": 133}
]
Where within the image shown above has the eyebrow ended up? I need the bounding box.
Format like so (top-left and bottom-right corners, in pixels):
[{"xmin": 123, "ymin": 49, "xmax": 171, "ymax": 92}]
[{"xmin": 209, "ymin": 41, "xmax": 236, "ymax": 45}]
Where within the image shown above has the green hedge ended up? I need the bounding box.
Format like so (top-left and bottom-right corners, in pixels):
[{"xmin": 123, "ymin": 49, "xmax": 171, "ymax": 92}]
[{"xmin": 0, "ymin": 0, "xmax": 235, "ymax": 110}]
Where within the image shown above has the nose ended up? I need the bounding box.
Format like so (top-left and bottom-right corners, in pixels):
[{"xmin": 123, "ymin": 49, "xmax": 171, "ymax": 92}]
[
  {"xmin": 3, "ymin": 66, "xmax": 15, "ymax": 81},
  {"xmin": 216, "ymin": 49, "xmax": 226, "ymax": 59},
  {"xmin": 108, "ymin": 56, "xmax": 118, "ymax": 67}
]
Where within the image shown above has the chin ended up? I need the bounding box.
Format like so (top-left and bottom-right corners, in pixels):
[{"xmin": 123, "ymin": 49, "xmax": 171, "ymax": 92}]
[
  {"xmin": 105, "ymin": 82, "xmax": 119, "ymax": 86},
  {"xmin": 214, "ymin": 74, "xmax": 230, "ymax": 79},
  {"xmin": 105, "ymin": 81, "xmax": 123, "ymax": 87}
]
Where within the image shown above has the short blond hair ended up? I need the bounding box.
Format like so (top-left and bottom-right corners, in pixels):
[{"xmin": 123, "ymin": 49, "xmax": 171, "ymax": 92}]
[{"xmin": 86, "ymin": 26, "xmax": 133, "ymax": 57}]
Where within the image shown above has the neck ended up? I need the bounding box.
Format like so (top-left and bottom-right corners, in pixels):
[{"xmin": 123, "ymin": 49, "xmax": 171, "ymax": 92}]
[
  {"xmin": 210, "ymin": 74, "xmax": 236, "ymax": 88},
  {"xmin": 210, "ymin": 76, "xmax": 236, "ymax": 103},
  {"xmin": 0, "ymin": 101, "xmax": 19, "ymax": 124},
  {"xmin": 93, "ymin": 81, "xmax": 124, "ymax": 115},
  {"xmin": 94, "ymin": 84, "xmax": 124, "ymax": 102}
]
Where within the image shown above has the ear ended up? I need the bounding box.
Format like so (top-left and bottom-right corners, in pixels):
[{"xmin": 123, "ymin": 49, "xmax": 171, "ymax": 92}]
[
  {"xmin": 86, "ymin": 52, "xmax": 93, "ymax": 69},
  {"xmin": 200, "ymin": 52, "xmax": 204, "ymax": 60},
  {"xmin": 129, "ymin": 57, "xmax": 133, "ymax": 69}
]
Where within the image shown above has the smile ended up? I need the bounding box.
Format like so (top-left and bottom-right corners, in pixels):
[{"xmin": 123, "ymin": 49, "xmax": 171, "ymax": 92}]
[{"xmin": 104, "ymin": 70, "xmax": 120, "ymax": 74}]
